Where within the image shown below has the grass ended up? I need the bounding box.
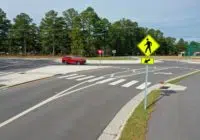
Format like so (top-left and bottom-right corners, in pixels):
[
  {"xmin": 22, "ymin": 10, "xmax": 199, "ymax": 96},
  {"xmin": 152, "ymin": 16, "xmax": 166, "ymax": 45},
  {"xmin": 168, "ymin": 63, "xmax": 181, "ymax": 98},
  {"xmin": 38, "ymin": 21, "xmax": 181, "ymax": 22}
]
[
  {"xmin": 119, "ymin": 90, "xmax": 160, "ymax": 140},
  {"xmin": 87, "ymin": 56, "xmax": 137, "ymax": 60},
  {"xmin": 119, "ymin": 70, "xmax": 200, "ymax": 140}
]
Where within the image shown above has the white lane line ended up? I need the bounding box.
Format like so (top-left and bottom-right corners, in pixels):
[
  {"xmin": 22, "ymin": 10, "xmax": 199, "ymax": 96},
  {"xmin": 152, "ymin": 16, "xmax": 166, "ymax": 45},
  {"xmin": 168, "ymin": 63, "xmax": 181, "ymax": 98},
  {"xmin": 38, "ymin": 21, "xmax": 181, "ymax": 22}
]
[
  {"xmin": 66, "ymin": 75, "xmax": 86, "ymax": 80},
  {"xmin": 58, "ymin": 74, "xmax": 77, "ymax": 79},
  {"xmin": 96, "ymin": 78, "xmax": 116, "ymax": 84},
  {"xmin": 109, "ymin": 79, "xmax": 126, "ymax": 86},
  {"xmin": 121, "ymin": 80, "xmax": 138, "ymax": 88},
  {"xmin": 87, "ymin": 77, "xmax": 105, "ymax": 82},
  {"xmin": 0, "ymin": 80, "xmax": 97, "ymax": 129},
  {"xmin": 0, "ymin": 68, "xmax": 150, "ymax": 128},
  {"xmin": 76, "ymin": 76, "xmax": 95, "ymax": 81},
  {"xmin": 136, "ymin": 82, "xmax": 151, "ymax": 90}
]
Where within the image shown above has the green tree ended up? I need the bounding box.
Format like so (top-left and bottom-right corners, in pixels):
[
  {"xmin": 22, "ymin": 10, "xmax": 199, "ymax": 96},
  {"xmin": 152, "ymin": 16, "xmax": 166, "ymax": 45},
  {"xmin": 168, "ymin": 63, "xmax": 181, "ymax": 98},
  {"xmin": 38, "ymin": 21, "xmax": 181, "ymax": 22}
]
[
  {"xmin": 63, "ymin": 8, "xmax": 79, "ymax": 54},
  {"xmin": 80, "ymin": 7, "xmax": 100, "ymax": 56},
  {"xmin": 40, "ymin": 10, "xmax": 68, "ymax": 55},
  {"xmin": 94, "ymin": 18, "xmax": 111, "ymax": 56},
  {"xmin": 176, "ymin": 38, "xmax": 187, "ymax": 53},
  {"xmin": 109, "ymin": 19, "xmax": 138, "ymax": 56},
  {"xmin": 70, "ymin": 16, "xmax": 84, "ymax": 55},
  {"xmin": 11, "ymin": 13, "xmax": 36, "ymax": 55},
  {"xmin": 0, "ymin": 8, "xmax": 11, "ymax": 53}
]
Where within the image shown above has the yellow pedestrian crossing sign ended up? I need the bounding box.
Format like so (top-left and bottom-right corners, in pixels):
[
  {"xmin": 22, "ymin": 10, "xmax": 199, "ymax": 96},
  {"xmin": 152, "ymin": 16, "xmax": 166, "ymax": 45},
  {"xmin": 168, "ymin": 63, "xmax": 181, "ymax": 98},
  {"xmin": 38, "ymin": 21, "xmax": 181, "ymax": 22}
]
[
  {"xmin": 141, "ymin": 57, "xmax": 154, "ymax": 64},
  {"xmin": 137, "ymin": 35, "xmax": 160, "ymax": 56}
]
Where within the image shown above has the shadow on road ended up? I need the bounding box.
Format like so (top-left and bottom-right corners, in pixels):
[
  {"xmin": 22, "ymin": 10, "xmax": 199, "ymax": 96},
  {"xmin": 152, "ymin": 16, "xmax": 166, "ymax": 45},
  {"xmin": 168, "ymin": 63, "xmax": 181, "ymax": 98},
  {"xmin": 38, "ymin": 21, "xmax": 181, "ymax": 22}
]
[{"xmin": 147, "ymin": 90, "xmax": 177, "ymax": 109}]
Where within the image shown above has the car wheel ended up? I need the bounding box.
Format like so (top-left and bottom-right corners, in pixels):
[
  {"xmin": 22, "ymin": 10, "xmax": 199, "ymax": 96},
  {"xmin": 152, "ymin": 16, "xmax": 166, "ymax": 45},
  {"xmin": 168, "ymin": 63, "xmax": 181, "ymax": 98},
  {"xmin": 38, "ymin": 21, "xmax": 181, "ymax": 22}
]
[
  {"xmin": 65, "ymin": 61, "xmax": 68, "ymax": 65},
  {"xmin": 76, "ymin": 61, "xmax": 81, "ymax": 65}
]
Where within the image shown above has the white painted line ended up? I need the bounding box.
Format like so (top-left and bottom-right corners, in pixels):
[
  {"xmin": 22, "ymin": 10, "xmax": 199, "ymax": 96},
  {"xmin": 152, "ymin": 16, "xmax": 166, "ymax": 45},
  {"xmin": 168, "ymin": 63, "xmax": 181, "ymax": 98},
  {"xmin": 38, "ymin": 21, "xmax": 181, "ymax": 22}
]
[
  {"xmin": 136, "ymin": 82, "xmax": 151, "ymax": 90},
  {"xmin": 121, "ymin": 80, "xmax": 138, "ymax": 87},
  {"xmin": 96, "ymin": 78, "xmax": 116, "ymax": 84},
  {"xmin": 154, "ymin": 72, "xmax": 173, "ymax": 75},
  {"xmin": 87, "ymin": 77, "xmax": 105, "ymax": 82},
  {"xmin": 109, "ymin": 79, "xmax": 126, "ymax": 85},
  {"xmin": 58, "ymin": 74, "xmax": 77, "ymax": 79},
  {"xmin": 0, "ymin": 80, "xmax": 97, "ymax": 129},
  {"xmin": 76, "ymin": 76, "xmax": 95, "ymax": 81},
  {"xmin": 66, "ymin": 75, "xmax": 86, "ymax": 80}
]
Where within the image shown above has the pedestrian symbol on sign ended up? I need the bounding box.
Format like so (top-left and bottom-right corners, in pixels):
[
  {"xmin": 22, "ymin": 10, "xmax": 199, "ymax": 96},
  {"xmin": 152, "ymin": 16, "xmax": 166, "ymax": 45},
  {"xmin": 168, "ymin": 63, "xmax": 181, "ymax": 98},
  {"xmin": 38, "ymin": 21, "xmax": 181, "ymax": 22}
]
[
  {"xmin": 145, "ymin": 38, "xmax": 152, "ymax": 54},
  {"xmin": 137, "ymin": 35, "xmax": 160, "ymax": 56}
]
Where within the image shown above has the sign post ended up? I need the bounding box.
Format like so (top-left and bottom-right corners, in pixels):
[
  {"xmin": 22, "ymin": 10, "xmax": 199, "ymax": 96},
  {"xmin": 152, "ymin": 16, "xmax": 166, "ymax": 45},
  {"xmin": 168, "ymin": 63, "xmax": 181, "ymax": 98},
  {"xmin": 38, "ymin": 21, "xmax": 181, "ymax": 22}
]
[
  {"xmin": 137, "ymin": 35, "xmax": 160, "ymax": 110},
  {"xmin": 144, "ymin": 64, "xmax": 148, "ymax": 110},
  {"xmin": 98, "ymin": 50, "xmax": 103, "ymax": 65},
  {"xmin": 112, "ymin": 50, "xmax": 116, "ymax": 57}
]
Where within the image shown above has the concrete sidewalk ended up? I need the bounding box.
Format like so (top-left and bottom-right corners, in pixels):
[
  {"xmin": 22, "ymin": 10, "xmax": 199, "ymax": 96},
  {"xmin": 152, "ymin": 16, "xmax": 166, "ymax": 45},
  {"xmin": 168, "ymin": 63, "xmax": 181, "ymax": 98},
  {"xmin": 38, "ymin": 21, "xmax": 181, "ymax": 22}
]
[
  {"xmin": 147, "ymin": 73, "xmax": 200, "ymax": 140},
  {"xmin": 0, "ymin": 65, "xmax": 110, "ymax": 87}
]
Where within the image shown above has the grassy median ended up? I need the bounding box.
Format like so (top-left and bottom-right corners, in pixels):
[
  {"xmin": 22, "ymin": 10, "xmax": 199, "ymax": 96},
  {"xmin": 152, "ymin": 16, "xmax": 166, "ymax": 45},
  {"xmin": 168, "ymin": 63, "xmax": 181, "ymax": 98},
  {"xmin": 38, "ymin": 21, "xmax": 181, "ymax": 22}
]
[{"xmin": 120, "ymin": 90, "xmax": 160, "ymax": 140}]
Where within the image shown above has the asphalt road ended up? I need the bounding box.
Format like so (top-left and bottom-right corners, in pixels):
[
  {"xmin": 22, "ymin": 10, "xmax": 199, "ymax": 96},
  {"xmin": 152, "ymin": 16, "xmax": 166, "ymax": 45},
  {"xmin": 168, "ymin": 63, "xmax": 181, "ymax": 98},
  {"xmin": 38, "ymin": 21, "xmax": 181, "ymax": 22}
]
[
  {"xmin": 147, "ymin": 73, "xmax": 200, "ymax": 140},
  {"xmin": 0, "ymin": 59, "xmax": 199, "ymax": 140},
  {"xmin": 0, "ymin": 58, "xmax": 60, "ymax": 72}
]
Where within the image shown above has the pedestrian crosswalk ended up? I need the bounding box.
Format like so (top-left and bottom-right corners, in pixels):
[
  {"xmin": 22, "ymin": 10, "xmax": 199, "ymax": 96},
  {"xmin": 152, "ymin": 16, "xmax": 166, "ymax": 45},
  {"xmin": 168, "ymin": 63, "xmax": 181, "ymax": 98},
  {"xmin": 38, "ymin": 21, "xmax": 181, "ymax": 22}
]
[
  {"xmin": 109, "ymin": 79, "xmax": 126, "ymax": 86},
  {"xmin": 57, "ymin": 74, "xmax": 152, "ymax": 90},
  {"xmin": 76, "ymin": 76, "xmax": 95, "ymax": 81},
  {"xmin": 121, "ymin": 80, "xmax": 138, "ymax": 88}
]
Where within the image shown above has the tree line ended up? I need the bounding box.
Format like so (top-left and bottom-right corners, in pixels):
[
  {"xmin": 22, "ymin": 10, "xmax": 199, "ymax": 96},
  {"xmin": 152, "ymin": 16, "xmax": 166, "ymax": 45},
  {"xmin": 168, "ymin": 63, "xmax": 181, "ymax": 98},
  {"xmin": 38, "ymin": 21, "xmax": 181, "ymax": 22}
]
[{"xmin": 0, "ymin": 7, "xmax": 198, "ymax": 56}]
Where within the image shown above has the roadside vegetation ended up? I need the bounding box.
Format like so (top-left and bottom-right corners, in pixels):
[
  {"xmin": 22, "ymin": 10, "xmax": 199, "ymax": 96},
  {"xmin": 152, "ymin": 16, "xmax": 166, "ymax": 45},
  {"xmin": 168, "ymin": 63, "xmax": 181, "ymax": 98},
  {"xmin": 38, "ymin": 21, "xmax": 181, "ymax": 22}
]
[
  {"xmin": 120, "ymin": 90, "xmax": 160, "ymax": 140},
  {"xmin": 0, "ymin": 8, "xmax": 199, "ymax": 57},
  {"xmin": 120, "ymin": 71, "xmax": 200, "ymax": 140}
]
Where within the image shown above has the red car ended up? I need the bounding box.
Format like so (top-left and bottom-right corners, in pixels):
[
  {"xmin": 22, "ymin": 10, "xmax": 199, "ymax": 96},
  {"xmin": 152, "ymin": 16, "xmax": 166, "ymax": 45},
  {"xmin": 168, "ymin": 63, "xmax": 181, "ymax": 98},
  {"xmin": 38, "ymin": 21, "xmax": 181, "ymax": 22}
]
[{"xmin": 62, "ymin": 56, "xmax": 86, "ymax": 65}]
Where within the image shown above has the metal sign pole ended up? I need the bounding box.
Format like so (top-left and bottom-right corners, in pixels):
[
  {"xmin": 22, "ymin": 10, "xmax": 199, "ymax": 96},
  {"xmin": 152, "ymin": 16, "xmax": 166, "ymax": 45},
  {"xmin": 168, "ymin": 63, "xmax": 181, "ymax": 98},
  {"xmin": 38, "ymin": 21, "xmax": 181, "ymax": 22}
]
[{"xmin": 144, "ymin": 64, "xmax": 148, "ymax": 110}]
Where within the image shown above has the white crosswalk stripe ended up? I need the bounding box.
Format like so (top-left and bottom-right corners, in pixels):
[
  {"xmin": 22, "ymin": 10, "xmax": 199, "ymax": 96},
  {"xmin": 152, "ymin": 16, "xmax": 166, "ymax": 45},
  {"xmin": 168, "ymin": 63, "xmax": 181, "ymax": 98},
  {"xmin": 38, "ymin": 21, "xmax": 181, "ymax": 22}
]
[
  {"xmin": 136, "ymin": 82, "xmax": 151, "ymax": 90},
  {"xmin": 109, "ymin": 79, "xmax": 126, "ymax": 85},
  {"xmin": 58, "ymin": 74, "xmax": 77, "ymax": 79},
  {"xmin": 76, "ymin": 76, "xmax": 95, "ymax": 81},
  {"xmin": 87, "ymin": 77, "xmax": 105, "ymax": 82},
  {"xmin": 57, "ymin": 73, "xmax": 152, "ymax": 90},
  {"xmin": 121, "ymin": 80, "xmax": 138, "ymax": 88},
  {"xmin": 96, "ymin": 78, "xmax": 116, "ymax": 84},
  {"xmin": 66, "ymin": 75, "xmax": 86, "ymax": 80}
]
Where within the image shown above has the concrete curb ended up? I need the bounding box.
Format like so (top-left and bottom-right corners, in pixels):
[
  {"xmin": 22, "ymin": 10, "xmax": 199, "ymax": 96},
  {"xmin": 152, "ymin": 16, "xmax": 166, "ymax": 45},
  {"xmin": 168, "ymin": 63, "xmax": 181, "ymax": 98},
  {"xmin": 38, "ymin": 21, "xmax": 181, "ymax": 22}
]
[
  {"xmin": 0, "ymin": 76, "xmax": 52, "ymax": 91},
  {"xmin": 165, "ymin": 69, "xmax": 200, "ymax": 83},
  {"xmin": 98, "ymin": 69, "xmax": 200, "ymax": 140},
  {"xmin": 98, "ymin": 84, "xmax": 162, "ymax": 140}
]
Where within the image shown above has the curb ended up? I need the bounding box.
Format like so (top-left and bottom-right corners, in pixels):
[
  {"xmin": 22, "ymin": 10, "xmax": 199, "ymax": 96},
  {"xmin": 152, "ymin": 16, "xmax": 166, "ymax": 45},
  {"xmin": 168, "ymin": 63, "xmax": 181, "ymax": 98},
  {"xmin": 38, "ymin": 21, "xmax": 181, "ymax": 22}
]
[
  {"xmin": 98, "ymin": 84, "xmax": 162, "ymax": 140},
  {"xmin": 165, "ymin": 69, "xmax": 200, "ymax": 83},
  {"xmin": 0, "ymin": 76, "xmax": 52, "ymax": 91},
  {"xmin": 98, "ymin": 69, "xmax": 200, "ymax": 140}
]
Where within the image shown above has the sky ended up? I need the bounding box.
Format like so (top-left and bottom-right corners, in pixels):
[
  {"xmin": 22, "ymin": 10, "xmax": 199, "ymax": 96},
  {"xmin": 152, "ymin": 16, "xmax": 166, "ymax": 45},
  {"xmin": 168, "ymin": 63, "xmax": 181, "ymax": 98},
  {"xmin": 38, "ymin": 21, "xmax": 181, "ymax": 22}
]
[{"xmin": 1, "ymin": 0, "xmax": 200, "ymax": 42}]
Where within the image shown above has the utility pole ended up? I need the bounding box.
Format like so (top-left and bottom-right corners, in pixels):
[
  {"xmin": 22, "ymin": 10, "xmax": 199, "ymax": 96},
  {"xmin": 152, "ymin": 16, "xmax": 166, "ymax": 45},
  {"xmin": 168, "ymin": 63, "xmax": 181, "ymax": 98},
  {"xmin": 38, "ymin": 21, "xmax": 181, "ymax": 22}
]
[
  {"xmin": 52, "ymin": 33, "xmax": 55, "ymax": 56},
  {"xmin": 24, "ymin": 31, "xmax": 27, "ymax": 55},
  {"xmin": 52, "ymin": 18, "xmax": 56, "ymax": 56}
]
